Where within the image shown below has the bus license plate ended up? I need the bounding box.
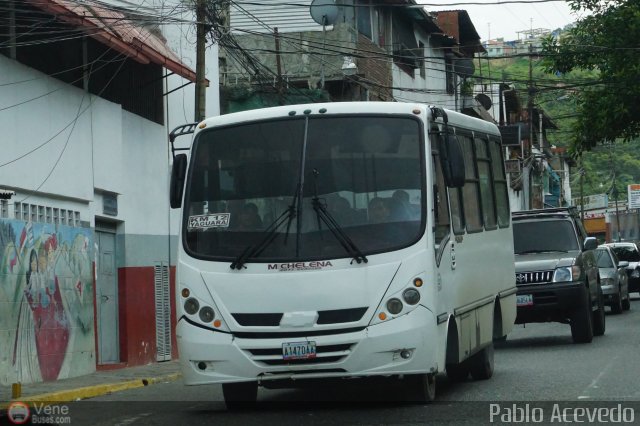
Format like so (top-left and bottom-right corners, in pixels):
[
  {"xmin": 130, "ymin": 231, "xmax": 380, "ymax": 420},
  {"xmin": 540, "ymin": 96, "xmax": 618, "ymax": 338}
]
[
  {"xmin": 282, "ymin": 341, "xmax": 316, "ymax": 360},
  {"xmin": 516, "ymin": 294, "xmax": 534, "ymax": 306}
]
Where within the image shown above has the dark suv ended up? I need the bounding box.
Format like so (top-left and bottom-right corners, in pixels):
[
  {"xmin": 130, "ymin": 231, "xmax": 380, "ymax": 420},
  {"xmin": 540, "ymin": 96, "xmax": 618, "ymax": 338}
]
[{"xmin": 512, "ymin": 208, "xmax": 605, "ymax": 343}]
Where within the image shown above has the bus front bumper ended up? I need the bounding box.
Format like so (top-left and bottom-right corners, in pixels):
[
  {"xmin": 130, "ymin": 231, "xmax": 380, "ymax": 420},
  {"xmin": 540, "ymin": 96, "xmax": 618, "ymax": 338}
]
[{"xmin": 177, "ymin": 306, "xmax": 437, "ymax": 385}]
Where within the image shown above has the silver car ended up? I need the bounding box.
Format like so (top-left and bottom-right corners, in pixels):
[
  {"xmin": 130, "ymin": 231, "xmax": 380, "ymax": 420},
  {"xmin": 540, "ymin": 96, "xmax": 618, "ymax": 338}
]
[
  {"xmin": 595, "ymin": 246, "xmax": 630, "ymax": 314},
  {"xmin": 601, "ymin": 242, "xmax": 640, "ymax": 294}
]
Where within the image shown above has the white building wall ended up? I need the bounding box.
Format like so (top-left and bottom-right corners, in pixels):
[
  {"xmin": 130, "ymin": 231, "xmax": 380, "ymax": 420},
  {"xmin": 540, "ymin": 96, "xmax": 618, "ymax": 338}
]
[
  {"xmin": 391, "ymin": 31, "xmax": 454, "ymax": 108},
  {"xmin": 1, "ymin": 57, "xmax": 93, "ymax": 204},
  {"xmin": 116, "ymin": 111, "xmax": 170, "ymax": 234},
  {"xmin": 0, "ymin": 54, "xmax": 171, "ymax": 236}
]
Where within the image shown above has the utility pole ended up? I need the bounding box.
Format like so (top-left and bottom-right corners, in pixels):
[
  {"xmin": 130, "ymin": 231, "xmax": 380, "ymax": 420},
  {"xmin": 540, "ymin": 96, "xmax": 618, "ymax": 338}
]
[
  {"xmin": 274, "ymin": 27, "xmax": 284, "ymax": 105},
  {"xmin": 194, "ymin": 0, "xmax": 207, "ymax": 122},
  {"xmin": 579, "ymin": 153, "xmax": 584, "ymax": 221},
  {"xmin": 609, "ymin": 142, "xmax": 622, "ymax": 242},
  {"xmin": 613, "ymin": 180, "xmax": 622, "ymax": 242},
  {"xmin": 528, "ymin": 42, "xmax": 535, "ymax": 209}
]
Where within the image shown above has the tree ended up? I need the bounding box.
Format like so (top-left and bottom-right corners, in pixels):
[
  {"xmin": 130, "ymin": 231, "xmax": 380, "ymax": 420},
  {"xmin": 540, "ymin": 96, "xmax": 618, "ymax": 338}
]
[{"xmin": 541, "ymin": 0, "xmax": 640, "ymax": 152}]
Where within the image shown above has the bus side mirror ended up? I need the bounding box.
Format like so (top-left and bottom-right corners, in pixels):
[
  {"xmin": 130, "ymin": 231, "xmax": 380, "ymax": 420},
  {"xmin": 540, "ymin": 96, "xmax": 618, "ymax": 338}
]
[
  {"xmin": 170, "ymin": 154, "xmax": 187, "ymax": 209},
  {"xmin": 439, "ymin": 134, "xmax": 465, "ymax": 188}
]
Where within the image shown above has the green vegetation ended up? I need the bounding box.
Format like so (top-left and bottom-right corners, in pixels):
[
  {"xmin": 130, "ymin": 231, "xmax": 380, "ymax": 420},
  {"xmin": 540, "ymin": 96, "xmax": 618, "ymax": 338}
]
[
  {"xmin": 478, "ymin": 50, "xmax": 639, "ymax": 200},
  {"xmin": 542, "ymin": 0, "xmax": 640, "ymax": 151}
]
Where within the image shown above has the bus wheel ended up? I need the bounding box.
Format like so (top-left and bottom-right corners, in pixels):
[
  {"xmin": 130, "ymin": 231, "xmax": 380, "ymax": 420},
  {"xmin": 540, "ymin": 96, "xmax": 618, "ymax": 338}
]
[
  {"xmin": 222, "ymin": 382, "xmax": 258, "ymax": 410},
  {"xmin": 406, "ymin": 373, "xmax": 436, "ymax": 403},
  {"xmin": 446, "ymin": 362, "xmax": 469, "ymax": 382},
  {"xmin": 469, "ymin": 344, "xmax": 494, "ymax": 380}
]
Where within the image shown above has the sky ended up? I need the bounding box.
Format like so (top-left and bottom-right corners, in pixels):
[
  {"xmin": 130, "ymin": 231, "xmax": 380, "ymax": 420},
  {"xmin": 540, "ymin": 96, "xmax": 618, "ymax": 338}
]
[{"xmin": 421, "ymin": 0, "xmax": 583, "ymax": 41}]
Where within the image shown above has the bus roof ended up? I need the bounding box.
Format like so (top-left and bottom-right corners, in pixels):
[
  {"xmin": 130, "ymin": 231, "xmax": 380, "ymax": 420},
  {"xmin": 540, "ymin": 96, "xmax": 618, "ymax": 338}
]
[{"xmin": 195, "ymin": 102, "xmax": 500, "ymax": 138}]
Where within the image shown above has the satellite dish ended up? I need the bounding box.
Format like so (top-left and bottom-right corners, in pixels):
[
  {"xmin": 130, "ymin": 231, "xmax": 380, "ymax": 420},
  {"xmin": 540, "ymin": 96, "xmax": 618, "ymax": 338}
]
[
  {"xmin": 310, "ymin": 0, "xmax": 339, "ymax": 26},
  {"xmin": 475, "ymin": 93, "xmax": 493, "ymax": 110},
  {"xmin": 453, "ymin": 58, "xmax": 475, "ymax": 77}
]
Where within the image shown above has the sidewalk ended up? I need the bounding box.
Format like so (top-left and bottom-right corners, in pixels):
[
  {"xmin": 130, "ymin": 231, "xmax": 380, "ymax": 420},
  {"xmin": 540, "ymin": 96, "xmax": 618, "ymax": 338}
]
[{"xmin": 0, "ymin": 360, "xmax": 181, "ymax": 408}]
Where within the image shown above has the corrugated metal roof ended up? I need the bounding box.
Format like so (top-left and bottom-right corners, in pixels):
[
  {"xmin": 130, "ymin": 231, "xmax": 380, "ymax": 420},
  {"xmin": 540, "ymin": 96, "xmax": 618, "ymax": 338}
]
[
  {"xmin": 26, "ymin": 0, "xmax": 197, "ymax": 82},
  {"xmin": 231, "ymin": 0, "xmax": 329, "ymax": 34}
]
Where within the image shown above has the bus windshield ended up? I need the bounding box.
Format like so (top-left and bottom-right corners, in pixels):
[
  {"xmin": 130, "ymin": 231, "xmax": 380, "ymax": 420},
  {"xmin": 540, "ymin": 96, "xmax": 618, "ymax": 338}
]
[{"xmin": 183, "ymin": 115, "xmax": 425, "ymax": 262}]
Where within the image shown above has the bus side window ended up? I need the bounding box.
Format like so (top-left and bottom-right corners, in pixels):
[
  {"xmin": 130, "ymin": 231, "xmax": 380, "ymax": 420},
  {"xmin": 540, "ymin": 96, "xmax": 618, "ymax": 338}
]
[{"xmin": 431, "ymin": 137, "xmax": 451, "ymax": 246}]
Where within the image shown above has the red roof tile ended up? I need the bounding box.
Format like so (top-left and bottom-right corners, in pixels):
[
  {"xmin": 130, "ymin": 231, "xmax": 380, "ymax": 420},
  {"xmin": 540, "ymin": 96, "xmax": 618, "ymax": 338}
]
[{"xmin": 27, "ymin": 0, "xmax": 197, "ymax": 82}]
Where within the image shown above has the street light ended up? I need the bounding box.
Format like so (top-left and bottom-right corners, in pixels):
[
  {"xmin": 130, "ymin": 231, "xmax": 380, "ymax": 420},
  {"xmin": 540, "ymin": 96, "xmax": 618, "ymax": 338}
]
[{"xmin": 341, "ymin": 56, "xmax": 357, "ymax": 76}]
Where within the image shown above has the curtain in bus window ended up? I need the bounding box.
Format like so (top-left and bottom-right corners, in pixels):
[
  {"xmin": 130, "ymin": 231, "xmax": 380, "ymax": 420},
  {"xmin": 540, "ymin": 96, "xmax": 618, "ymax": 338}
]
[
  {"xmin": 460, "ymin": 135, "xmax": 483, "ymax": 232},
  {"xmin": 475, "ymin": 137, "xmax": 497, "ymax": 229}
]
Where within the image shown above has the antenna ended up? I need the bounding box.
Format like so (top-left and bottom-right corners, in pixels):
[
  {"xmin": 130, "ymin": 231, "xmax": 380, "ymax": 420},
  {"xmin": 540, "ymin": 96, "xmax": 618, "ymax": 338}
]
[
  {"xmin": 309, "ymin": 0, "xmax": 339, "ymax": 89},
  {"xmin": 310, "ymin": 0, "xmax": 339, "ymax": 26},
  {"xmin": 475, "ymin": 93, "xmax": 493, "ymax": 111}
]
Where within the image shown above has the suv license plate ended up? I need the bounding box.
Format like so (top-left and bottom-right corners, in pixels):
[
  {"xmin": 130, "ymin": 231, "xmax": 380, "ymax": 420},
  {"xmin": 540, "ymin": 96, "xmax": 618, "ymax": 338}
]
[
  {"xmin": 517, "ymin": 294, "xmax": 534, "ymax": 306},
  {"xmin": 282, "ymin": 341, "xmax": 316, "ymax": 360}
]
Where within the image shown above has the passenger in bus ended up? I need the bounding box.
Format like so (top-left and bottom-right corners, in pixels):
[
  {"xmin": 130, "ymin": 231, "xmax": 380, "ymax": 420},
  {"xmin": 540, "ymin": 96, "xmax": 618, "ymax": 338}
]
[
  {"xmin": 368, "ymin": 197, "xmax": 391, "ymax": 223},
  {"xmin": 390, "ymin": 190, "xmax": 417, "ymax": 220},
  {"xmin": 328, "ymin": 195, "xmax": 357, "ymax": 226},
  {"xmin": 235, "ymin": 202, "xmax": 263, "ymax": 231}
]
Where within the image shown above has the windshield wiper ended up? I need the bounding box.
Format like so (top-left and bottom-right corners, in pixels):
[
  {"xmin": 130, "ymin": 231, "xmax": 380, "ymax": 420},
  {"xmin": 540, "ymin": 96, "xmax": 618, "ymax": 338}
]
[
  {"xmin": 311, "ymin": 169, "xmax": 367, "ymax": 264},
  {"xmin": 230, "ymin": 204, "xmax": 296, "ymax": 270},
  {"xmin": 516, "ymin": 249, "xmax": 569, "ymax": 254}
]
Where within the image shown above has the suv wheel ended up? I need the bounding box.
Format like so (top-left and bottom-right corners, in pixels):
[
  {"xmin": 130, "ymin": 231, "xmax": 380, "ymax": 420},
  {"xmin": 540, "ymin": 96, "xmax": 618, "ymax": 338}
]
[
  {"xmin": 622, "ymin": 292, "xmax": 631, "ymax": 311},
  {"xmin": 593, "ymin": 288, "xmax": 606, "ymax": 336},
  {"xmin": 571, "ymin": 290, "xmax": 593, "ymax": 344},
  {"xmin": 611, "ymin": 288, "xmax": 623, "ymax": 314}
]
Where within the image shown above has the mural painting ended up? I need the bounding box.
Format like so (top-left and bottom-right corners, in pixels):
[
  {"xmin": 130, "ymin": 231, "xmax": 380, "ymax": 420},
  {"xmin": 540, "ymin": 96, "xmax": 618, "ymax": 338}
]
[{"xmin": 0, "ymin": 219, "xmax": 95, "ymax": 385}]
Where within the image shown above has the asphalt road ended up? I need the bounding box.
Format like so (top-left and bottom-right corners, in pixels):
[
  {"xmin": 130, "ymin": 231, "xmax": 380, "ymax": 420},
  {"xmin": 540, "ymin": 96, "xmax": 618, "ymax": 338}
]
[{"xmin": 59, "ymin": 295, "xmax": 640, "ymax": 425}]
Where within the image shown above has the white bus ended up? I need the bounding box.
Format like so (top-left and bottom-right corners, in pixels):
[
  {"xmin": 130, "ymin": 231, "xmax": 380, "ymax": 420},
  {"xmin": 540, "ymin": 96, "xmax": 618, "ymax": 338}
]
[{"xmin": 169, "ymin": 102, "xmax": 516, "ymax": 407}]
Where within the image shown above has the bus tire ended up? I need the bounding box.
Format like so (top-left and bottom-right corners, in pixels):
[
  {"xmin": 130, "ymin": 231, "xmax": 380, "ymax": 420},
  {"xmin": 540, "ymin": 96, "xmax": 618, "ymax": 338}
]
[
  {"xmin": 406, "ymin": 373, "xmax": 436, "ymax": 403},
  {"xmin": 469, "ymin": 343, "xmax": 494, "ymax": 380},
  {"xmin": 222, "ymin": 382, "xmax": 258, "ymax": 410},
  {"xmin": 446, "ymin": 362, "xmax": 469, "ymax": 382}
]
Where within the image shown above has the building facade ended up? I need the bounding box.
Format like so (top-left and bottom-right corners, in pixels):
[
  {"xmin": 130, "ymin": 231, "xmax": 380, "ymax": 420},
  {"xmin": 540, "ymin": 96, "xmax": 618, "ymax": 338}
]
[
  {"xmin": 221, "ymin": 1, "xmax": 484, "ymax": 112},
  {"xmin": 0, "ymin": 0, "xmax": 197, "ymax": 384}
]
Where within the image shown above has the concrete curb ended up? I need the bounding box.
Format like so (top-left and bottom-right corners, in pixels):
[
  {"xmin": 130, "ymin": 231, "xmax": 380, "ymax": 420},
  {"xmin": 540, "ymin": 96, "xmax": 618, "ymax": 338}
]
[{"xmin": 0, "ymin": 372, "xmax": 181, "ymax": 409}]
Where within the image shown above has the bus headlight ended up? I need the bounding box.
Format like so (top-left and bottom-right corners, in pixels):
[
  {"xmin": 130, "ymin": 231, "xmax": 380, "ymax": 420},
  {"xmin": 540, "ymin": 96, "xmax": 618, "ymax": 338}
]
[
  {"xmin": 403, "ymin": 288, "xmax": 421, "ymax": 305},
  {"xmin": 199, "ymin": 306, "xmax": 215, "ymax": 323},
  {"xmin": 370, "ymin": 275, "xmax": 424, "ymax": 325},
  {"xmin": 184, "ymin": 297, "xmax": 199, "ymax": 315},
  {"xmin": 387, "ymin": 298, "xmax": 403, "ymax": 314}
]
